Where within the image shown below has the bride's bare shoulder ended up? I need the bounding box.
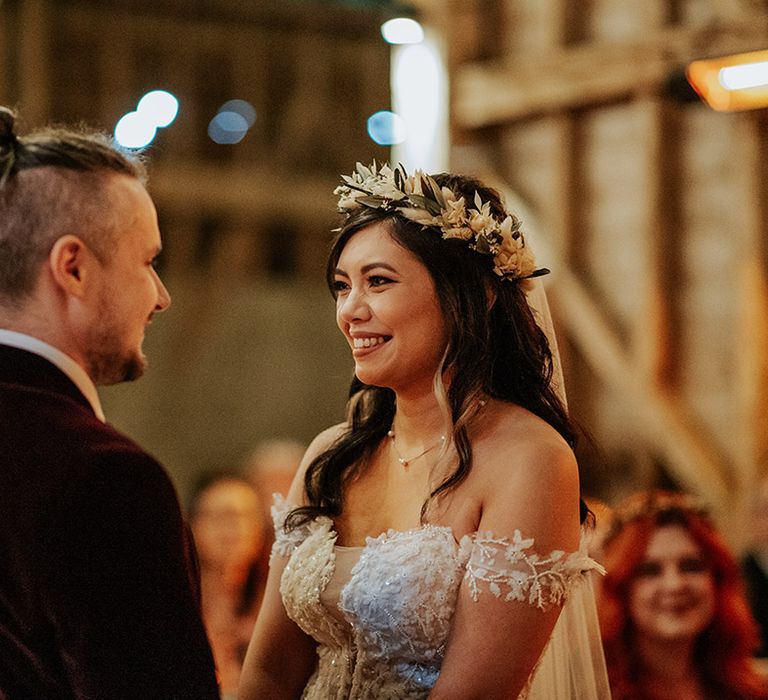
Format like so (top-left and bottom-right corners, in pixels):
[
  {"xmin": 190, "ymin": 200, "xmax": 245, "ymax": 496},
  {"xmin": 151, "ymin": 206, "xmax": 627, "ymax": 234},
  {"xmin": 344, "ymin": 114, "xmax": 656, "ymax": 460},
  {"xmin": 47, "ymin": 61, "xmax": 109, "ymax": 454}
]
[
  {"xmin": 473, "ymin": 401, "xmax": 577, "ymax": 493},
  {"xmin": 285, "ymin": 422, "xmax": 348, "ymax": 504},
  {"xmin": 470, "ymin": 402, "xmax": 580, "ymax": 548},
  {"xmin": 307, "ymin": 422, "xmax": 348, "ymax": 456}
]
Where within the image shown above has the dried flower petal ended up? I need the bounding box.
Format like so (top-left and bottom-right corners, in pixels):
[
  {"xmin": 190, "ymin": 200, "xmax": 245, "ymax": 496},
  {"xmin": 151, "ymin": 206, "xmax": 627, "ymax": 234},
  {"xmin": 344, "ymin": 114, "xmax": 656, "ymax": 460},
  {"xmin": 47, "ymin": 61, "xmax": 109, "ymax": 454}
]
[{"xmin": 335, "ymin": 162, "xmax": 545, "ymax": 281}]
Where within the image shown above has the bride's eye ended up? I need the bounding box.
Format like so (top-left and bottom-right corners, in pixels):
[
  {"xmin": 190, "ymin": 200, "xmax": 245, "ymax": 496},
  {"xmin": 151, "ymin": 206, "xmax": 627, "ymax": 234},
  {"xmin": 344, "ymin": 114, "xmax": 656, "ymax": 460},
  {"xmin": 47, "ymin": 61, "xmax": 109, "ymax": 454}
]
[
  {"xmin": 332, "ymin": 279, "xmax": 350, "ymax": 295},
  {"xmin": 369, "ymin": 275, "xmax": 394, "ymax": 287}
]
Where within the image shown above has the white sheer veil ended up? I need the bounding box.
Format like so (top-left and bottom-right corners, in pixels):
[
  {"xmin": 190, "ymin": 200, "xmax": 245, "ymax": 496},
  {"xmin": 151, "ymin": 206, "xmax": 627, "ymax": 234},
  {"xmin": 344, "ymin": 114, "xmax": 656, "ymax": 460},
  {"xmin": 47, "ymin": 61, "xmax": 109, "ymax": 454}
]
[
  {"xmin": 523, "ymin": 278, "xmax": 568, "ymax": 411},
  {"xmin": 520, "ymin": 281, "xmax": 611, "ymax": 700},
  {"xmin": 477, "ymin": 176, "xmax": 568, "ymax": 410},
  {"xmin": 498, "ymin": 185, "xmax": 610, "ymax": 699}
]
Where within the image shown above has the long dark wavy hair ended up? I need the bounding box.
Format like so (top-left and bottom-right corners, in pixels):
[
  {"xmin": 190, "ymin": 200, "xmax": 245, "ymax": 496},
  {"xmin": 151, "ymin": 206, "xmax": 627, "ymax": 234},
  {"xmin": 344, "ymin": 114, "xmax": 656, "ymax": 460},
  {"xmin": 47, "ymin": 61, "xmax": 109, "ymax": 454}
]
[{"xmin": 287, "ymin": 173, "xmax": 579, "ymax": 529}]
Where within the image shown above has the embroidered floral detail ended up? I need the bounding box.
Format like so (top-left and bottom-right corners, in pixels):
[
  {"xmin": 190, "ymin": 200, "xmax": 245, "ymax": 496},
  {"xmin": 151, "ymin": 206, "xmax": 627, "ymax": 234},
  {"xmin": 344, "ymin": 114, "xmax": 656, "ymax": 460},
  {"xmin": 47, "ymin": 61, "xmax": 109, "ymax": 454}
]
[
  {"xmin": 270, "ymin": 500, "xmax": 606, "ymax": 698},
  {"xmin": 270, "ymin": 493, "xmax": 332, "ymax": 559},
  {"xmin": 463, "ymin": 530, "xmax": 605, "ymax": 611}
]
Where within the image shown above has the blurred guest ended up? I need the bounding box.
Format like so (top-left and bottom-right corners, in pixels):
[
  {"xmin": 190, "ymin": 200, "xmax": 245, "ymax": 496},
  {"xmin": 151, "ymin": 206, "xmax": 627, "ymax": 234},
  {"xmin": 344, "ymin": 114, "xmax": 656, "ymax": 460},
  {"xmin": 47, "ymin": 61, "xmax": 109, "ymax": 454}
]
[
  {"xmin": 583, "ymin": 495, "xmax": 615, "ymax": 598},
  {"xmin": 242, "ymin": 438, "xmax": 304, "ymax": 517},
  {"xmin": 600, "ymin": 490, "xmax": 767, "ymax": 700},
  {"xmin": 583, "ymin": 495, "xmax": 615, "ymax": 564},
  {"xmin": 743, "ymin": 474, "xmax": 768, "ymax": 658},
  {"xmin": 190, "ymin": 472, "xmax": 269, "ymax": 700}
]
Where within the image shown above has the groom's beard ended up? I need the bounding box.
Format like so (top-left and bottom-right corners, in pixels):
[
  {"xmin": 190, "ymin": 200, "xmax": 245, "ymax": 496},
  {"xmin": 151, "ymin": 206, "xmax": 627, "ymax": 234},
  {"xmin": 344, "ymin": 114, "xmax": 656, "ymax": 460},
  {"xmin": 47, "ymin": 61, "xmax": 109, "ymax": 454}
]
[{"xmin": 84, "ymin": 299, "xmax": 148, "ymax": 386}]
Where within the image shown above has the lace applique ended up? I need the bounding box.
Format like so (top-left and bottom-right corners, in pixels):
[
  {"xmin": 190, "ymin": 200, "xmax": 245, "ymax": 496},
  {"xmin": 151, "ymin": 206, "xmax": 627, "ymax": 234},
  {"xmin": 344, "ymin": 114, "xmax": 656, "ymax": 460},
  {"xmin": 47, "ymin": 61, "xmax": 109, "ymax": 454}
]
[
  {"xmin": 272, "ymin": 510, "xmax": 609, "ymax": 699},
  {"xmin": 461, "ymin": 530, "xmax": 605, "ymax": 611},
  {"xmin": 270, "ymin": 493, "xmax": 331, "ymax": 559}
]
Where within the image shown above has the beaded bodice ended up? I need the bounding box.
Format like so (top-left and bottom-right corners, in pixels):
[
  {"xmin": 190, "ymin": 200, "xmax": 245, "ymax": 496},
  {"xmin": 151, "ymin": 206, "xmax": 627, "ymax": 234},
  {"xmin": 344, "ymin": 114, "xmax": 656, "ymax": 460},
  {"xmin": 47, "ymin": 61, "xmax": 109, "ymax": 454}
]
[{"xmin": 271, "ymin": 496, "xmax": 606, "ymax": 699}]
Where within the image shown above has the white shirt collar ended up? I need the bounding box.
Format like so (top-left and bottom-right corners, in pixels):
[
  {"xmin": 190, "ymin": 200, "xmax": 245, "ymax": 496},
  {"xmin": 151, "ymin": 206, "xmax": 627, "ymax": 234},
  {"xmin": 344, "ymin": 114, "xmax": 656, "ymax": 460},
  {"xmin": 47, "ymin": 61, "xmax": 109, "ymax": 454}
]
[{"xmin": 0, "ymin": 329, "xmax": 106, "ymax": 422}]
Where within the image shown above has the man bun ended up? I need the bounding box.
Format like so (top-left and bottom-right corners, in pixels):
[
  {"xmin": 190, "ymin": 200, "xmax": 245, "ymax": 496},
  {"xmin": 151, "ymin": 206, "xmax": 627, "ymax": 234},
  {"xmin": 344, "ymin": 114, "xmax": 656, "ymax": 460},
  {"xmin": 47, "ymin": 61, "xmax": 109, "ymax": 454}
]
[
  {"xmin": 0, "ymin": 106, "xmax": 20, "ymax": 187},
  {"xmin": 0, "ymin": 106, "xmax": 18, "ymax": 149}
]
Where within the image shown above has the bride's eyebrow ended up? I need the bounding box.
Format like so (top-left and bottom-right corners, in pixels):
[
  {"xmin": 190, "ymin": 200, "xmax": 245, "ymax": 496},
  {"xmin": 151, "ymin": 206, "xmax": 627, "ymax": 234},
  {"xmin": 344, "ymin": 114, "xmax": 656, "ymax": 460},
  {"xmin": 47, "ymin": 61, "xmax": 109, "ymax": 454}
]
[
  {"xmin": 334, "ymin": 262, "xmax": 399, "ymax": 277},
  {"xmin": 360, "ymin": 262, "xmax": 397, "ymax": 274}
]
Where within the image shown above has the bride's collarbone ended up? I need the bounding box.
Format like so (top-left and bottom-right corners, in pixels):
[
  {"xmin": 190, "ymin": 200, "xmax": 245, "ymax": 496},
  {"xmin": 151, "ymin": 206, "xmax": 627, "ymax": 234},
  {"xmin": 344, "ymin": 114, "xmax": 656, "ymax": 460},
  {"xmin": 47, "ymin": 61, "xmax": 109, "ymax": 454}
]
[
  {"xmin": 340, "ymin": 491, "xmax": 424, "ymax": 540},
  {"xmin": 337, "ymin": 483, "xmax": 428, "ymax": 546},
  {"xmin": 338, "ymin": 481, "xmax": 479, "ymax": 547}
]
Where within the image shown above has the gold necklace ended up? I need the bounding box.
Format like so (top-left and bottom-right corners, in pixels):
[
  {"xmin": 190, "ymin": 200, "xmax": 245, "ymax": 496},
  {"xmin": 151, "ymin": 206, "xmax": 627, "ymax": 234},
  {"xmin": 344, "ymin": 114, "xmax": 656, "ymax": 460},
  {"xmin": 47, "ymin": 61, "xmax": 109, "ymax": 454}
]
[{"xmin": 387, "ymin": 426, "xmax": 446, "ymax": 467}]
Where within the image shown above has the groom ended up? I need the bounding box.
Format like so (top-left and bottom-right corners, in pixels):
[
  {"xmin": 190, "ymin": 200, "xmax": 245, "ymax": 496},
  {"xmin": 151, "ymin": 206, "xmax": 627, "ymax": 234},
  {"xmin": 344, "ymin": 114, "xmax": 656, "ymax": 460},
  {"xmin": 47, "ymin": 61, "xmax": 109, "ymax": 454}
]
[{"xmin": 0, "ymin": 107, "xmax": 219, "ymax": 698}]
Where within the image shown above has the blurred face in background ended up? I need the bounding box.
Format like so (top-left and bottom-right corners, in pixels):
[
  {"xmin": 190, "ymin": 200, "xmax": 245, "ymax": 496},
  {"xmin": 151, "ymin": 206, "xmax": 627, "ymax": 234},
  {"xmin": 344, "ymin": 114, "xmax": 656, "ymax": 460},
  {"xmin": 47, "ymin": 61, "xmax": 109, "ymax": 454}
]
[
  {"xmin": 628, "ymin": 524, "xmax": 716, "ymax": 644},
  {"xmin": 191, "ymin": 479, "xmax": 265, "ymax": 572}
]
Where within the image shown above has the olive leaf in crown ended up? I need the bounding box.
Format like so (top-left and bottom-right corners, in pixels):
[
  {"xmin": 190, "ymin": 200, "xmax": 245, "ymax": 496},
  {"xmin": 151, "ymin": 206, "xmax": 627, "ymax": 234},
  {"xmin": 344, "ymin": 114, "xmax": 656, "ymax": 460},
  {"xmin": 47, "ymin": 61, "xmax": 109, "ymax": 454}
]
[{"xmin": 334, "ymin": 162, "xmax": 548, "ymax": 281}]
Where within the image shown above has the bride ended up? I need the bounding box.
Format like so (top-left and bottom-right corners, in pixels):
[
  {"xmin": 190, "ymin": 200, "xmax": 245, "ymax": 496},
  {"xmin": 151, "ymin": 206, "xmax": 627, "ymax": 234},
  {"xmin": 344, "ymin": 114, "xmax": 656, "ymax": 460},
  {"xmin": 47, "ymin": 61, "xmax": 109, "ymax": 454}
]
[{"xmin": 239, "ymin": 163, "xmax": 610, "ymax": 699}]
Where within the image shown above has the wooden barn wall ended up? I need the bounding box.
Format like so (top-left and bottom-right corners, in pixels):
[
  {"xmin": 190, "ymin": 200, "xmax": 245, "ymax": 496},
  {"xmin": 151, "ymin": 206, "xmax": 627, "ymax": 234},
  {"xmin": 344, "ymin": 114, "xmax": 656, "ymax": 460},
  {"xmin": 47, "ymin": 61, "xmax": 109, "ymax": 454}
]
[
  {"xmin": 1, "ymin": 0, "xmax": 767, "ymax": 535},
  {"xmin": 0, "ymin": 0, "xmax": 391, "ymax": 499},
  {"xmin": 439, "ymin": 0, "xmax": 768, "ymax": 541}
]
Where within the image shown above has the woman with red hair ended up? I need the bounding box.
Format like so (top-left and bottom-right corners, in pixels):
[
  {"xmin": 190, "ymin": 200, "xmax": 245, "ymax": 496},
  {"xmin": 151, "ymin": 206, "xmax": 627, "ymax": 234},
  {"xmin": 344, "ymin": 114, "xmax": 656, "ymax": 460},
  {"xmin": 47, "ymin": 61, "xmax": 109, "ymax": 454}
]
[{"xmin": 600, "ymin": 490, "xmax": 767, "ymax": 699}]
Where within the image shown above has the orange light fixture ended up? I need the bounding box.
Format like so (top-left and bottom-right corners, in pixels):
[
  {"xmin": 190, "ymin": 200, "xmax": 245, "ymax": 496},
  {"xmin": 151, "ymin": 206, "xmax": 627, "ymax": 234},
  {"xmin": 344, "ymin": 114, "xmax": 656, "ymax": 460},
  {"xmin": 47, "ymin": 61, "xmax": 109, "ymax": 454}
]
[{"xmin": 687, "ymin": 48, "xmax": 768, "ymax": 111}]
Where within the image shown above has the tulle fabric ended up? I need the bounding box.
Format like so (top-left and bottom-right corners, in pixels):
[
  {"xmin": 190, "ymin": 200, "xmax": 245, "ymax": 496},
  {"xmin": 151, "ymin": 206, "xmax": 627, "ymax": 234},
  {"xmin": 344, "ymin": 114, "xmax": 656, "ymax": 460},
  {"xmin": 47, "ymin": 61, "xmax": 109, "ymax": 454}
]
[
  {"xmin": 523, "ymin": 277, "xmax": 567, "ymax": 409},
  {"xmin": 523, "ymin": 574, "xmax": 611, "ymax": 698},
  {"xmin": 518, "ymin": 279, "xmax": 611, "ymax": 697}
]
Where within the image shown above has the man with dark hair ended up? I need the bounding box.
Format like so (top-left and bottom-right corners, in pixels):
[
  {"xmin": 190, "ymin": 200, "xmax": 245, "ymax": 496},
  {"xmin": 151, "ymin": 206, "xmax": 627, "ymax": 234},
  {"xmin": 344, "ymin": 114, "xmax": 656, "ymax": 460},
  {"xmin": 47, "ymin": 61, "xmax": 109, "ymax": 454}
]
[{"xmin": 0, "ymin": 107, "xmax": 219, "ymax": 698}]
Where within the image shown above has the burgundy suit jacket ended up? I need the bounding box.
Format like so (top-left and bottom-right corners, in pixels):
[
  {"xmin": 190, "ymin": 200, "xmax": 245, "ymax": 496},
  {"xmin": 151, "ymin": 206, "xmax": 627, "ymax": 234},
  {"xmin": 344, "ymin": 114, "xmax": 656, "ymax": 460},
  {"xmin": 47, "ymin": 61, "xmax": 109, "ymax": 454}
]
[{"xmin": 0, "ymin": 345, "xmax": 219, "ymax": 699}]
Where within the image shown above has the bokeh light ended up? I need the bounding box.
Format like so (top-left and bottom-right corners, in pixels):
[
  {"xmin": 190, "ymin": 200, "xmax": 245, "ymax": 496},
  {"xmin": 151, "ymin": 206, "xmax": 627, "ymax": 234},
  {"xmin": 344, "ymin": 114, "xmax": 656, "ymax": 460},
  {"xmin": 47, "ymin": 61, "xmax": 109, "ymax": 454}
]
[
  {"xmin": 208, "ymin": 99, "xmax": 256, "ymax": 145},
  {"xmin": 114, "ymin": 111, "xmax": 157, "ymax": 149},
  {"xmin": 208, "ymin": 110, "xmax": 249, "ymax": 144},
  {"xmin": 219, "ymin": 99, "xmax": 256, "ymax": 127},
  {"xmin": 366, "ymin": 110, "xmax": 407, "ymax": 145},
  {"xmin": 390, "ymin": 38, "xmax": 448, "ymax": 171},
  {"xmin": 114, "ymin": 89, "xmax": 179, "ymax": 149},
  {"xmin": 381, "ymin": 17, "xmax": 424, "ymax": 45},
  {"xmin": 137, "ymin": 90, "xmax": 179, "ymax": 127}
]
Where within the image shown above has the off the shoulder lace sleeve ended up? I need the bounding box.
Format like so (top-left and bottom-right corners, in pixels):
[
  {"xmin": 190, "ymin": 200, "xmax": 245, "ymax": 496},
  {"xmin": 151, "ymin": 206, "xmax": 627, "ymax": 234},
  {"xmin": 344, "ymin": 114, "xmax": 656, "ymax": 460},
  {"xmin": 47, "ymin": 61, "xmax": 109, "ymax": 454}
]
[
  {"xmin": 270, "ymin": 493, "xmax": 311, "ymax": 558},
  {"xmin": 461, "ymin": 529, "xmax": 605, "ymax": 611}
]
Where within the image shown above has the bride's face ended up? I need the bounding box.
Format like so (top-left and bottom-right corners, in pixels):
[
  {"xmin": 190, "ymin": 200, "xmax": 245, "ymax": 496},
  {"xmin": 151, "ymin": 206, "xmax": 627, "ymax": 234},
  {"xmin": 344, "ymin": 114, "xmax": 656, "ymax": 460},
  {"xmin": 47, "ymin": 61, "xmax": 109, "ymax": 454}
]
[
  {"xmin": 628, "ymin": 525, "xmax": 716, "ymax": 644},
  {"xmin": 332, "ymin": 222, "xmax": 448, "ymax": 394}
]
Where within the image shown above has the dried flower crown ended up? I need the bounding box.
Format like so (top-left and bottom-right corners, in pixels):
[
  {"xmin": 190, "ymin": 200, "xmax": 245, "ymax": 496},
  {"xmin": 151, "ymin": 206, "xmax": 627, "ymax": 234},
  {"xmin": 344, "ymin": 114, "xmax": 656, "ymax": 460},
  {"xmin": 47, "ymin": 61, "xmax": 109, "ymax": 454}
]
[
  {"xmin": 603, "ymin": 490, "xmax": 713, "ymax": 545},
  {"xmin": 334, "ymin": 162, "xmax": 548, "ymax": 281}
]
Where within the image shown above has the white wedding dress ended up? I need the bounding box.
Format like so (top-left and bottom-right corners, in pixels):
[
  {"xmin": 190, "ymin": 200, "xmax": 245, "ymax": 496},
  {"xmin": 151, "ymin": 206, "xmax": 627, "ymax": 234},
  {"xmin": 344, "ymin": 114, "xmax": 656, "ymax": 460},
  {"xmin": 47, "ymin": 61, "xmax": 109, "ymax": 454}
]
[{"xmin": 272, "ymin": 495, "xmax": 611, "ymax": 699}]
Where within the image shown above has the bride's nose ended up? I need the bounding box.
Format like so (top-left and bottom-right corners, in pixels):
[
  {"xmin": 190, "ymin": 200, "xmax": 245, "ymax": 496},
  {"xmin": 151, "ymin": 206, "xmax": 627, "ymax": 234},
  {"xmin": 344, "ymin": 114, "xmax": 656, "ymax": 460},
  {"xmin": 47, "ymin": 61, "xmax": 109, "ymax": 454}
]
[{"xmin": 337, "ymin": 287, "xmax": 372, "ymax": 323}]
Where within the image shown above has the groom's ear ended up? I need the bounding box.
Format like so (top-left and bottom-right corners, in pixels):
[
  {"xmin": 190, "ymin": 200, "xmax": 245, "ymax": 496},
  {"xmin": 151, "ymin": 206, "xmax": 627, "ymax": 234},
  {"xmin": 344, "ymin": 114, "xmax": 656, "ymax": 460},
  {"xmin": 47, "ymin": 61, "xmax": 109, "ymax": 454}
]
[{"xmin": 48, "ymin": 235, "xmax": 94, "ymax": 297}]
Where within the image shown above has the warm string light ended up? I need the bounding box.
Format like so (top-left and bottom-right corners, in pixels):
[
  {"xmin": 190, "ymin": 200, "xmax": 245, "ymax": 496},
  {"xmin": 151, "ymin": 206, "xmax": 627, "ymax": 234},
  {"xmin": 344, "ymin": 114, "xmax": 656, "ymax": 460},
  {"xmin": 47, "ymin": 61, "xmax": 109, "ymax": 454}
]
[{"xmin": 687, "ymin": 48, "xmax": 768, "ymax": 111}]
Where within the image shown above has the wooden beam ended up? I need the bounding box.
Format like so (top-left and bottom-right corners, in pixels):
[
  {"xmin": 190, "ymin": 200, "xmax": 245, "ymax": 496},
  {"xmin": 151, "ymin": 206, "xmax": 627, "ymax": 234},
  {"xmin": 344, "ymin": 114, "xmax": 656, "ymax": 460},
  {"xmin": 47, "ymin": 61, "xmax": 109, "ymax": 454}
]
[
  {"xmin": 59, "ymin": 2, "xmax": 383, "ymax": 45},
  {"xmin": 0, "ymin": 5, "xmax": 8, "ymax": 102},
  {"xmin": 18, "ymin": 0, "xmax": 52, "ymax": 123},
  {"xmin": 552, "ymin": 270, "xmax": 732, "ymax": 510},
  {"xmin": 733, "ymin": 259, "xmax": 768, "ymax": 551},
  {"xmin": 726, "ymin": 113, "xmax": 768, "ymax": 550},
  {"xmin": 148, "ymin": 162, "xmax": 335, "ymax": 223},
  {"xmin": 633, "ymin": 97, "xmax": 670, "ymax": 383},
  {"xmin": 454, "ymin": 20, "xmax": 768, "ymax": 127}
]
